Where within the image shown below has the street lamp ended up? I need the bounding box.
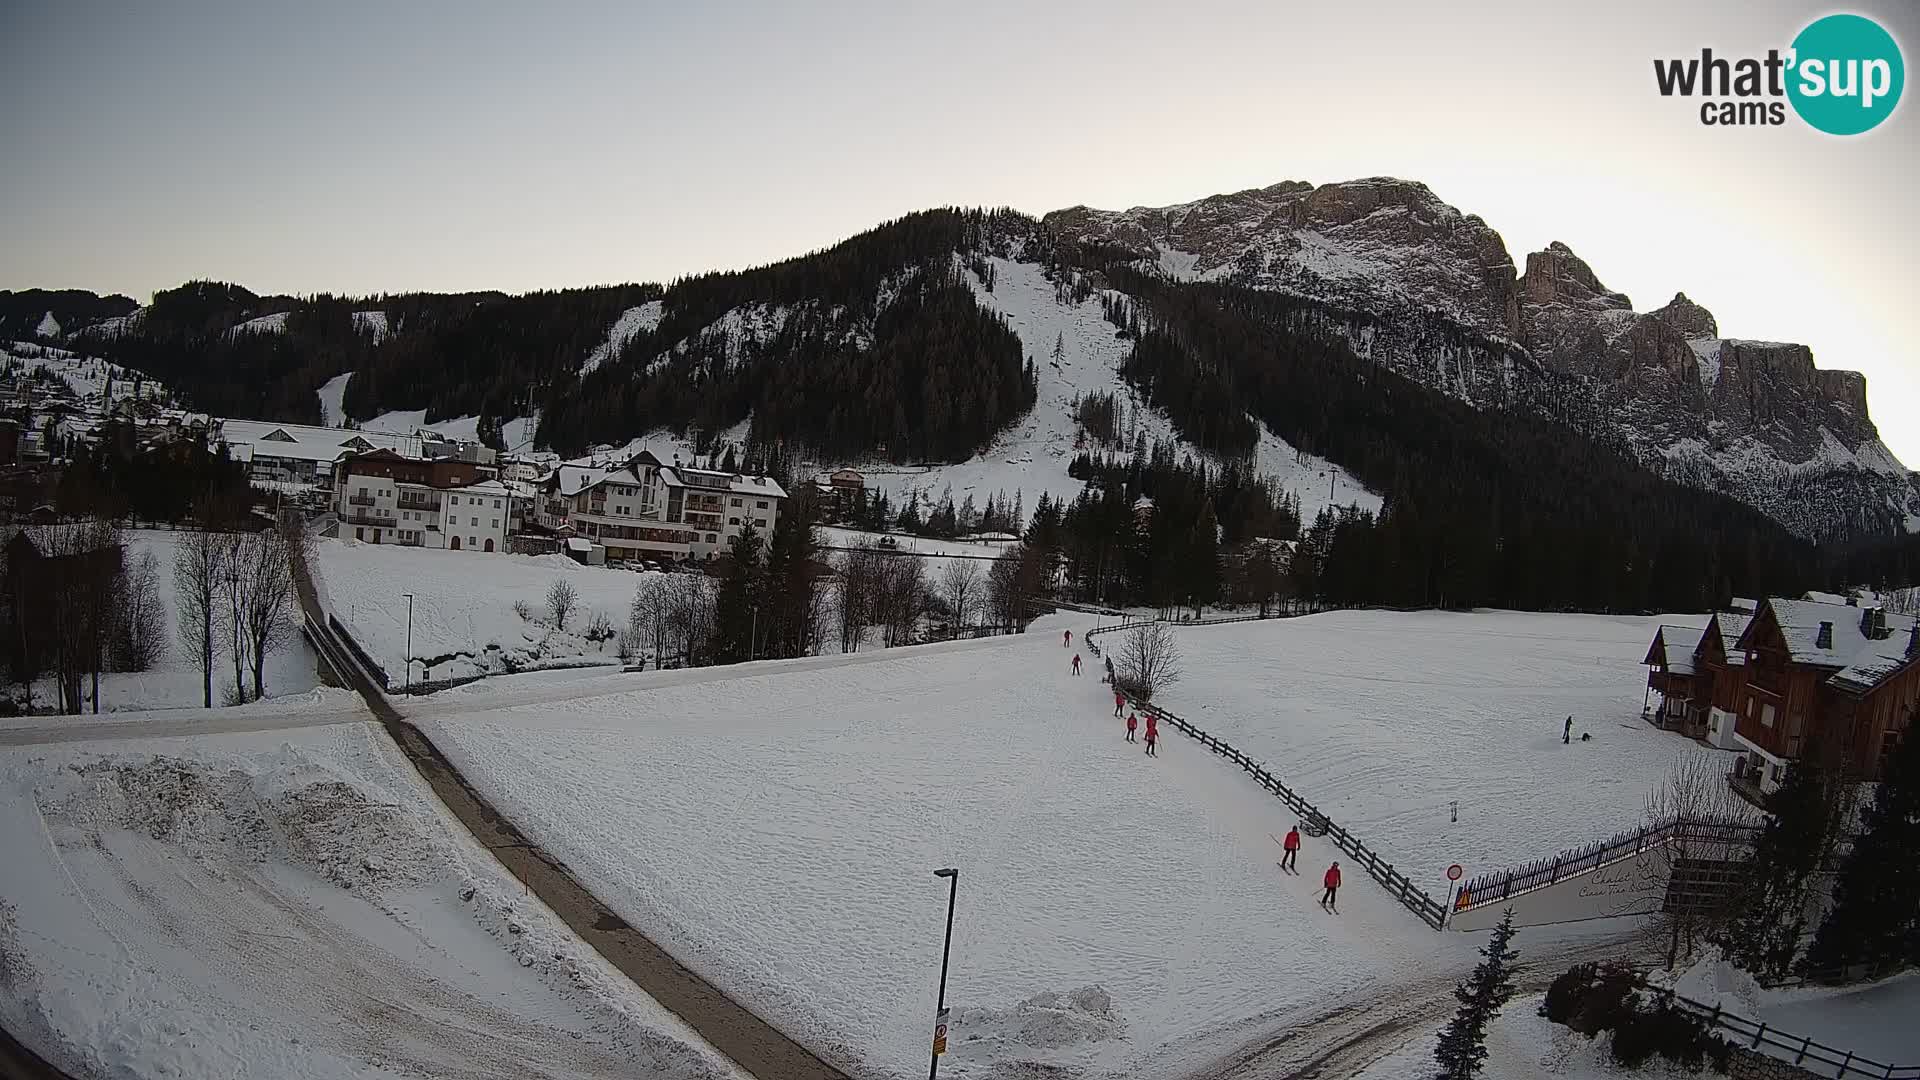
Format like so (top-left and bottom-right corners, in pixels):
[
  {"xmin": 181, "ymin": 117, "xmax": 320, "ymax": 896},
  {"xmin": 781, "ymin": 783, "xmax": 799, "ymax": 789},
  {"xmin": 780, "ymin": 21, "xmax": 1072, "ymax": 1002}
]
[
  {"xmin": 402, "ymin": 592, "xmax": 414, "ymax": 689},
  {"xmin": 929, "ymin": 867, "xmax": 959, "ymax": 1080}
]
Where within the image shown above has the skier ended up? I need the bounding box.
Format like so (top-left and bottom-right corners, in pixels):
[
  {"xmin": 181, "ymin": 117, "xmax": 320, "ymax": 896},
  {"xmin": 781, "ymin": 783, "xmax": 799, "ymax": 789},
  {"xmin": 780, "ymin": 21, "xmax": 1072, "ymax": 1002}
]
[
  {"xmin": 1125, "ymin": 712, "xmax": 1138, "ymax": 743},
  {"xmin": 1063, "ymin": 629, "xmax": 1072, "ymax": 648},
  {"xmin": 1071, "ymin": 654, "xmax": 1083, "ymax": 676},
  {"xmin": 1144, "ymin": 713, "xmax": 1159, "ymax": 756},
  {"xmin": 1563, "ymin": 715, "xmax": 1573, "ymax": 744},
  {"xmin": 1280, "ymin": 825, "xmax": 1301, "ymax": 871},
  {"xmin": 1321, "ymin": 862, "xmax": 1342, "ymax": 912},
  {"xmin": 1113, "ymin": 689, "xmax": 1126, "ymax": 717},
  {"xmin": 1104, "ymin": 656, "xmax": 1114, "ymax": 683}
]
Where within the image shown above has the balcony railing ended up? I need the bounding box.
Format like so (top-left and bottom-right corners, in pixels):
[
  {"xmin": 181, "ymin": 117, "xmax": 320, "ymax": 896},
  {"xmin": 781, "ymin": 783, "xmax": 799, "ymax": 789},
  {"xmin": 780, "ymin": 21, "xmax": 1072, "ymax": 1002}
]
[
  {"xmin": 343, "ymin": 511, "xmax": 391, "ymax": 527},
  {"xmin": 348, "ymin": 493, "xmax": 376, "ymax": 507},
  {"xmin": 397, "ymin": 497, "xmax": 441, "ymax": 512}
]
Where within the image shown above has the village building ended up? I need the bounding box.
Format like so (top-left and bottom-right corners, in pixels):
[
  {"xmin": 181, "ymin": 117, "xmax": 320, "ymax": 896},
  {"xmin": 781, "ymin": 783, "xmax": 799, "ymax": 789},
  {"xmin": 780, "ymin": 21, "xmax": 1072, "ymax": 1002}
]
[
  {"xmin": 331, "ymin": 448, "xmax": 511, "ymax": 552},
  {"xmin": 533, "ymin": 451, "xmax": 786, "ymax": 563},
  {"xmin": 1644, "ymin": 594, "xmax": 1917, "ymax": 805}
]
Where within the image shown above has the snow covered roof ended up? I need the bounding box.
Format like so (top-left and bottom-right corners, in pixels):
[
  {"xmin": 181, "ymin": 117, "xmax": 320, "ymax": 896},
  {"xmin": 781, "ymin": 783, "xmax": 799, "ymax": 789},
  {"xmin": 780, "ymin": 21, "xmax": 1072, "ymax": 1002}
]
[
  {"xmin": 216, "ymin": 418, "xmax": 421, "ymax": 462},
  {"xmin": 1830, "ymin": 629, "xmax": 1919, "ymax": 695},
  {"xmin": 1708, "ymin": 612, "xmax": 1752, "ymax": 666},
  {"xmin": 566, "ymin": 537, "xmax": 594, "ymax": 553},
  {"xmin": 1739, "ymin": 597, "xmax": 1918, "ymax": 696},
  {"xmin": 450, "ymin": 478, "xmax": 512, "ymax": 497},
  {"xmin": 1648, "ymin": 625, "xmax": 1705, "ymax": 675},
  {"xmin": 1803, "ymin": 590, "xmax": 1850, "ymax": 606}
]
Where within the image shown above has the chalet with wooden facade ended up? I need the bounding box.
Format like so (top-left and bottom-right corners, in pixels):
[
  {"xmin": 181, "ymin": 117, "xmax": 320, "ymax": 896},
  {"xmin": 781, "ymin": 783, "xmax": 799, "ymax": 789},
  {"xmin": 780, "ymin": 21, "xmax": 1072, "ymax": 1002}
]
[
  {"xmin": 1645, "ymin": 596, "xmax": 1916, "ymax": 804},
  {"xmin": 1729, "ymin": 597, "xmax": 1917, "ymax": 801}
]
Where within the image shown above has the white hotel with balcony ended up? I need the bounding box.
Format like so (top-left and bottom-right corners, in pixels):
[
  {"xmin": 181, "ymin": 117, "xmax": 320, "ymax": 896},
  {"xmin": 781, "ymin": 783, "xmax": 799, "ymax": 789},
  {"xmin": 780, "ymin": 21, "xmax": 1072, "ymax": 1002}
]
[{"xmin": 533, "ymin": 450, "xmax": 785, "ymax": 563}]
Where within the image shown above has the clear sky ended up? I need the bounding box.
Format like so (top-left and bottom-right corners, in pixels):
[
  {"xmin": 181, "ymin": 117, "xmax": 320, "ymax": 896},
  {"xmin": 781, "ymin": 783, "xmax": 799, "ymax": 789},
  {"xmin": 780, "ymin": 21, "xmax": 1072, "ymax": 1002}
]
[{"xmin": 3, "ymin": 1, "xmax": 1915, "ymax": 462}]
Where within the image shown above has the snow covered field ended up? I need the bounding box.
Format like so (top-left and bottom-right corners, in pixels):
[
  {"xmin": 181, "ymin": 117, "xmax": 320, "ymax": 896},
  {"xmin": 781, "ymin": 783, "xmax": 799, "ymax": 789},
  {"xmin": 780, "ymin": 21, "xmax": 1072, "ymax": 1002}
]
[
  {"xmin": 1150, "ymin": 610, "xmax": 1733, "ymax": 892},
  {"xmin": 0, "ymin": 717, "xmax": 747, "ymax": 1080},
  {"xmin": 25, "ymin": 530, "xmax": 320, "ymax": 713},
  {"xmin": 313, "ymin": 539, "xmax": 649, "ymax": 683},
  {"xmin": 412, "ymin": 621, "xmax": 1486, "ymax": 1080}
]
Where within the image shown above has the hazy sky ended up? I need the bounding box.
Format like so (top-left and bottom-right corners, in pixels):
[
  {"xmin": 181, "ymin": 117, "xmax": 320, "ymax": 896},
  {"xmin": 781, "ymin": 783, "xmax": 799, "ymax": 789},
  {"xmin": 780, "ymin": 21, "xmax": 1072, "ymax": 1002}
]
[{"xmin": 4, "ymin": 1, "xmax": 1916, "ymax": 462}]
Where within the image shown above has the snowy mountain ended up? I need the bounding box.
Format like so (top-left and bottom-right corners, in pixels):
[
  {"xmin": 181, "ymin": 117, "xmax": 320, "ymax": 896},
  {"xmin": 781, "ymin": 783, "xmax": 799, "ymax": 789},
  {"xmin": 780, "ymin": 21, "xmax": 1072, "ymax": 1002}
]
[{"xmin": 1049, "ymin": 178, "xmax": 1916, "ymax": 539}]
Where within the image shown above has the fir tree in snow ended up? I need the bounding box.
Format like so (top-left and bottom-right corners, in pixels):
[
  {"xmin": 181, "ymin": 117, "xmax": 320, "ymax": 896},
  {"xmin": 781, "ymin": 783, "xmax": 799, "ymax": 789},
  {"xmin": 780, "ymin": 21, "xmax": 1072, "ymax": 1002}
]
[
  {"xmin": 1433, "ymin": 909, "xmax": 1520, "ymax": 1080},
  {"xmin": 1804, "ymin": 719, "xmax": 1920, "ymax": 978},
  {"xmin": 1721, "ymin": 739, "xmax": 1849, "ymax": 980},
  {"xmin": 1051, "ymin": 332, "xmax": 1066, "ymax": 367}
]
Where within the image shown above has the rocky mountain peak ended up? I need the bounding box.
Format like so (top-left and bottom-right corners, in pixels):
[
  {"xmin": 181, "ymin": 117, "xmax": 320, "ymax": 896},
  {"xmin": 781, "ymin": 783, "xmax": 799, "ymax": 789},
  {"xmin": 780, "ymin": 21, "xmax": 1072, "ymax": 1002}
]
[
  {"xmin": 1518, "ymin": 242, "xmax": 1631, "ymax": 312},
  {"xmin": 1648, "ymin": 292, "xmax": 1719, "ymax": 339}
]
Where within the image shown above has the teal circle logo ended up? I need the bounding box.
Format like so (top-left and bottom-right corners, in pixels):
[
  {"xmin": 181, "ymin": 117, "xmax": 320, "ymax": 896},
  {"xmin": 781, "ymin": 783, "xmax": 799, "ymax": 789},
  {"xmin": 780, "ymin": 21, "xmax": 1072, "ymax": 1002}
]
[{"xmin": 1787, "ymin": 14, "xmax": 1904, "ymax": 135}]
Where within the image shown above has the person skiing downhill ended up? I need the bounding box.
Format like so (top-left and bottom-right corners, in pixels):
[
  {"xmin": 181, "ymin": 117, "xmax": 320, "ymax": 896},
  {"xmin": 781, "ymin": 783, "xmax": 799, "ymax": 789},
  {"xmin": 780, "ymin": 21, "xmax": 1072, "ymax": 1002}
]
[
  {"xmin": 1113, "ymin": 689, "xmax": 1126, "ymax": 717},
  {"xmin": 1143, "ymin": 713, "xmax": 1159, "ymax": 756},
  {"xmin": 1104, "ymin": 656, "xmax": 1114, "ymax": 683},
  {"xmin": 1064, "ymin": 630, "xmax": 1072, "ymax": 648},
  {"xmin": 1071, "ymin": 654, "xmax": 1082, "ymax": 676},
  {"xmin": 1563, "ymin": 715, "xmax": 1573, "ymax": 744},
  {"xmin": 1280, "ymin": 826, "xmax": 1301, "ymax": 871},
  {"xmin": 1321, "ymin": 862, "xmax": 1342, "ymax": 912},
  {"xmin": 1125, "ymin": 712, "xmax": 1138, "ymax": 742}
]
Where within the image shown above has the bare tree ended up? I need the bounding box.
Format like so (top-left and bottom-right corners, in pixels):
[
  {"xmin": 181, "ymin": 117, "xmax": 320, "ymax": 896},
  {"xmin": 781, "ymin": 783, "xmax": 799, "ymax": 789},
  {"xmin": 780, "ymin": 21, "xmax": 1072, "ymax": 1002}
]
[
  {"xmin": 630, "ymin": 575, "xmax": 672, "ymax": 669},
  {"xmin": 985, "ymin": 543, "xmax": 1047, "ymax": 634},
  {"xmin": 27, "ymin": 520, "xmax": 123, "ymax": 713},
  {"xmin": 237, "ymin": 530, "xmax": 295, "ymax": 701},
  {"xmin": 663, "ymin": 573, "xmax": 716, "ymax": 666},
  {"xmin": 174, "ymin": 524, "xmax": 228, "ymax": 709},
  {"xmin": 875, "ymin": 557, "xmax": 926, "ymax": 647},
  {"xmin": 1116, "ymin": 621, "xmax": 1181, "ymax": 700},
  {"xmin": 547, "ymin": 578, "xmax": 579, "ymax": 630},
  {"xmin": 941, "ymin": 559, "xmax": 981, "ymax": 633},
  {"xmin": 1643, "ymin": 753, "xmax": 1750, "ymax": 970},
  {"xmin": 112, "ymin": 549, "xmax": 168, "ymax": 671},
  {"xmin": 217, "ymin": 532, "xmax": 251, "ymax": 702},
  {"xmin": 836, "ymin": 545, "xmax": 882, "ymax": 654}
]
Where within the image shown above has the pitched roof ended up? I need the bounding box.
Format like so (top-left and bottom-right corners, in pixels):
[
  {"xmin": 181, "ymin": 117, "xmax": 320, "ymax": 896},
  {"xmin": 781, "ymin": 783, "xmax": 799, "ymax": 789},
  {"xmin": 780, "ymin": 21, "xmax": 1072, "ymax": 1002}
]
[
  {"xmin": 1743, "ymin": 597, "xmax": 1919, "ymax": 696},
  {"xmin": 1650, "ymin": 625, "xmax": 1705, "ymax": 675},
  {"xmin": 1709, "ymin": 612, "xmax": 1753, "ymax": 666}
]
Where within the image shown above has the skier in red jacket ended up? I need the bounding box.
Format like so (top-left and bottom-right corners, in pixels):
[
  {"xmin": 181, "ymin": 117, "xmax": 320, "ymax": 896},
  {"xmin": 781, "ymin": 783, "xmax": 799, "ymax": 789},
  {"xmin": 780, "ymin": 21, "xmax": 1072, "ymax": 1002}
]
[
  {"xmin": 1321, "ymin": 862, "xmax": 1342, "ymax": 912},
  {"xmin": 1280, "ymin": 826, "xmax": 1301, "ymax": 871},
  {"xmin": 1113, "ymin": 690, "xmax": 1126, "ymax": 717},
  {"xmin": 1125, "ymin": 712, "xmax": 1137, "ymax": 743},
  {"xmin": 1143, "ymin": 713, "xmax": 1159, "ymax": 756}
]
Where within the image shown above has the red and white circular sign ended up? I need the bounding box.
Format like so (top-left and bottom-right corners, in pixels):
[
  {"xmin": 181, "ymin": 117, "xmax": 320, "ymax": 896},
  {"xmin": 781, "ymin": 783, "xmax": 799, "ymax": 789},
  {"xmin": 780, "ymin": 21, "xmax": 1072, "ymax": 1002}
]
[{"xmin": 1446, "ymin": 864, "xmax": 1464, "ymax": 882}]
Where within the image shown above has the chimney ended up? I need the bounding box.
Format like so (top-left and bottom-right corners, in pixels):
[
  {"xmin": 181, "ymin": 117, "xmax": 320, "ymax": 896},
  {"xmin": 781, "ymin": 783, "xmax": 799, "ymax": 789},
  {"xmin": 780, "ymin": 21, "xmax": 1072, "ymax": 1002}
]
[{"xmin": 1815, "ymin": 621, "xmax": 1834, "ymax": 650}]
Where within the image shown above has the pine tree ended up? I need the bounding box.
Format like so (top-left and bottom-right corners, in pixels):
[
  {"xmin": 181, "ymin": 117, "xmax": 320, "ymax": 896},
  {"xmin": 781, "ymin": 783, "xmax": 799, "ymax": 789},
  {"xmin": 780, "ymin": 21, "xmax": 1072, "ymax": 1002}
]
[
  {"xmin": 713, "ymin": 523, "xmax": 765, "ymax": 663},
  {"xmin": 1722, "ymin": 741, "xmax": 1842, "ymax": 979},
  {"xmin": 1433, "ymin": 910, "xmax": 1520, "ymax": 1080},
  {"xmin": 1805, "ymin": 720, "xmax": 1920, "ymax": 977},
  {"xmin": 762, "ymin": 491, "xmax": 820, "ymax": 659}
]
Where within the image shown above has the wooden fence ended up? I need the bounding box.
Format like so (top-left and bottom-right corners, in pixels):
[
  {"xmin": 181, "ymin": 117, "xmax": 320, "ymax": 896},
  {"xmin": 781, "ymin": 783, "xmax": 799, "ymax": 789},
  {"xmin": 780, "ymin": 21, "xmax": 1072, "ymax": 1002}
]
[
  {"xmin": 1453, "ymin": 817, "xmax": 1762, "ymax": 915},
  {"xmin": 1642, "ymin": 983, "xmax": 1918, "ymax": 1079}
]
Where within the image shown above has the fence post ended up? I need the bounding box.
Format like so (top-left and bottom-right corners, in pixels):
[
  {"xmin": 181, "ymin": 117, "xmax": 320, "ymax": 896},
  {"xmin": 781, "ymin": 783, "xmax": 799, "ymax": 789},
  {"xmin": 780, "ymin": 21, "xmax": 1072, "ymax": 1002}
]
[
  {"xmin": 1795, "ymin": 1036, "xmax": 1812, "ymax": 1065},
  {"xmin": 1752, "ymin": 1022, "xmax": 1767, "ymax": 1049},
  {"xmin": 1835, "ymin": 1052, "xmax": 1852, "ymax": 1078}
]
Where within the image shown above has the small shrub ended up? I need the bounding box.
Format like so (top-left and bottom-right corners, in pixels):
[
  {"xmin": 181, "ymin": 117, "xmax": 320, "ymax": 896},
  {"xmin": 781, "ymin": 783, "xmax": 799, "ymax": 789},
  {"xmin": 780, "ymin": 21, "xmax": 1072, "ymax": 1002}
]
[
  {"xmin": 584, "ymin": 610, "xmax": 615, "ymax": 645},
  {"xmin": 512, "ymin": 600, "xmax": 533, "ymax": 622},
  {"xmin": 547, "ymin": 580, "xmax": 579, "ymax": 630}
]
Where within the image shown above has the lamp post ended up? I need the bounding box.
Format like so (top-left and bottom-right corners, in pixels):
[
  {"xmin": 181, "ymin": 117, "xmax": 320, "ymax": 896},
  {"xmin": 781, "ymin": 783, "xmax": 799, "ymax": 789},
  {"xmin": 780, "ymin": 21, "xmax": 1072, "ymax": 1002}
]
[
  {"xmin": 402, "ymin": 592, "xmax": 414, "ymax": 689},
  {"xmin": 929, "ymin": 867, "xmax": 959, "ymax": 1080}
]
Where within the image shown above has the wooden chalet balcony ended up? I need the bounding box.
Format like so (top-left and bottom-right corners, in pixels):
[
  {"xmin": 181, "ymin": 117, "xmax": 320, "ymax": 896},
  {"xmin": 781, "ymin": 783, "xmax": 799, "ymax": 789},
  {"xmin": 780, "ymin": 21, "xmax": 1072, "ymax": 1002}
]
[
  {"xmin": 348, "ymin": 492, "xmax": 377, "ymax": 507},
  {"xmin": 397, "ymin": 495, "xmax": 441, "ymax": 511}
]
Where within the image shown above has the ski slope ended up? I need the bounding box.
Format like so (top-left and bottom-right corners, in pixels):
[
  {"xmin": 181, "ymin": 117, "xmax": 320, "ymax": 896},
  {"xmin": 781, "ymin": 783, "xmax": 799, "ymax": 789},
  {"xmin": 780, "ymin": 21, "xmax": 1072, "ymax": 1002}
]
[
  {"xmin": 840, "ymin": 257, "xmax": 1378, "ymax": 525},
  {"xmin": 413, "ymin": 620, "xmax": 1472, "ymax": 1080},
  {"xmin": 0, "ymin": 718, "xmax": 748, "ymax": 1080},
  {"xmin": 1151, "ymin": 610, "xmax": 1735, "ymax": 892}
]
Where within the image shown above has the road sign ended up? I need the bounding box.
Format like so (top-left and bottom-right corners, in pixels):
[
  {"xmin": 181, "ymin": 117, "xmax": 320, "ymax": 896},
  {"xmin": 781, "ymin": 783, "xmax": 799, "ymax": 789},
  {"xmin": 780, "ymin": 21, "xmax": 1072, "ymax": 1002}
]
[
  {"xmin": 932, "ymin": 1007, "xmax": 950, "ymax": 1056},
  {"xmin": 1446, "ymin": 864, "xmax": 1464, "ymax": 882}
]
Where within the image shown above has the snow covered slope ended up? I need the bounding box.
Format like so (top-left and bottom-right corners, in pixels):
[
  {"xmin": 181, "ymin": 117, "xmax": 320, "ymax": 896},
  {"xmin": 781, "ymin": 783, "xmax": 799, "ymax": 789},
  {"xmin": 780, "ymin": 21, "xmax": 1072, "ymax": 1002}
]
[
  {"xmin": 835, "ymin": 255, "xmax": 1379, "ymax": 524},
  {"xmin": 580, "ymin": 301, "xmax": 663, "ymax": 377},
  {"xmin": 412, "ymin": 623, "xmax": 1488, "ymax": 1080},
  {"xmin": 1154, "ymin": 610, "xmax": 1728, "ymax": 892},
  {"xmin": 2, "ymin": 342, "xmax": 173, "ymax": 407},
  {"xmin": 316, "ymin": 370, "xmax": 353, "ymax": 427},
  {"xmin": 0, "ymin": 719, "xmax": 748, "ymax": 1080}
]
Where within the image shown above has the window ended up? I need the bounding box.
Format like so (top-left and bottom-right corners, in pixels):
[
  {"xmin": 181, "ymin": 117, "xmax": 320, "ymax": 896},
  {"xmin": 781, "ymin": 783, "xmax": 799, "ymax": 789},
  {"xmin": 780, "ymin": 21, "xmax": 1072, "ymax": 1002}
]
[
  {"xmin": 357, "ymin": 486, "xmax": 367, "ymax": 496},
  {"xmin": 755, "ymin": 519, "xmax": 767, "ymax": 529},
  {"xmin": 729, "ymin": 517, "xmax": 740, "ymax": 526},
  {"xmin": 730, "ymin": 498, "xmax": 742, "ymax": 507},
  {"xmin": 705, "ymin": 533, "xmax": 717, "ymax": 544},
  {"xmin": 756, "ymin": 500, "xmax": 768, "ymax": 509},
  {"xmin": 470, "ymin": 516, "xmax": 479, "ymax": 527},
  {"xmin": 493, "ymin": 499, "xmax": 501, "ymax": 509},
  {"xmin": 469, "ymin": 536, "xmax": 477, "ymax": 547},
  {"xmin": 1761, "ymin": 704, "xmax": 1776, "ymax": 728},
  {"xmin": 490, "ymin": 519, "xmax": 498, "ymax": 528}
]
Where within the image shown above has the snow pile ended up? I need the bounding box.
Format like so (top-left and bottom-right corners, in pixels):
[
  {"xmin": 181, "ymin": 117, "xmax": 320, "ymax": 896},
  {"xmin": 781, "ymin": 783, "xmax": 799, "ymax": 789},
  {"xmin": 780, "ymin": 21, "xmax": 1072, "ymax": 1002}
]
[
  {"xmin": 1153, "ymin": 610, "xmax": 1730, "ymax": 890},
  {"xmin": 581, "ymin": 301, "xmax": 664, "ymax": 376},
  {"xmin": 0, "ymin": 722, "xmax": 750, "ymax": 1080},
  {"xmin": 1354, "ymin": 992, "xmax": 1703, "ymax": 1080},
  {"xmin": 1655, "ymin": 947, "xmax": 1920, "ymax": 1066},
  {"xmin": 313, "ymin": 539, "xmax": 650, "ymax": 682},
  {"xmin": 415, "ymin": 626, "xmax": 1468, "ymax": 1079}
]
